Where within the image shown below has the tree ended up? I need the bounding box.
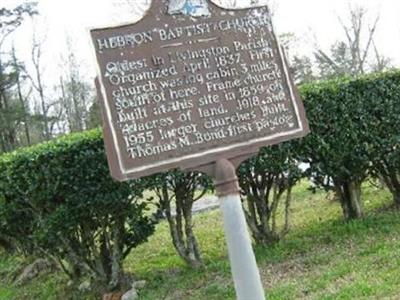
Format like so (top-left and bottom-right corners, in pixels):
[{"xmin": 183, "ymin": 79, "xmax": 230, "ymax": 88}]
[
  {"xmin": 313, "ymin": 6, "xmax": 391, "ymax": 78},
  {"xmin": 59, "ymin": 38, "xmax": 94, "ymax": 133},
  {"xmin": 291, "ymin": 55, "xmax": 315, "ymax": 84},
  {"xmin": 279, "ymin": 32, "xmax": 315, "ymax": 84},
  {"xmin": 0, "ymin": 3, "xmax": 38, "ymax": 46},
  {"xmin": 28, "ymin": 35, "xmax": 56, "ymax": 141},
  {"xmin": 238, "ymin": 143, "xmax": 302, "ymax": 245},
  {"xmin": 151, "ymin": 170, "xmax": 213, "ymax": 268},
  {"xmin": 300, "ymin": 78, "xmax": 372, "ymax": 220},
  {"xmin": 0, "ymin": 2, "xmax": 37, "ymax": 153},
  {"xmin": 86, "ymin": 101, "xmax": 102, "ymax": 129},
  {"xmin": 12, "ymin": 46, "xmax": 31, "ymax": 146},
  {"xmin": 360, "ymin": 73, "xmax": 400, "ymax": 207},
  {"xmin": 283, "ymin": 5, "xmax": 392, "ymax": 83},
  {"xmin": 0, "ymin": 58, "xmax": 20, "ymax": 152}
]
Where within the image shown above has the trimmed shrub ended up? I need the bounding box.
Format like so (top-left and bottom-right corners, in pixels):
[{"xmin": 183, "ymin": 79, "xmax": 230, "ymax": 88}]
[
  {"xmin": 300, "ymin": 78, "xmax": 368, "ymax": 219},
  {"xmin": 299, "ymin": 71, "xmax": 400, "ymax": 218},
  {"xmin": 238, "ymin": 142, "xmax": 302, "ymax": 245},
  {"xmin": 0, "ymin": 129, "xmax": 156, "ymax": 291},
  {"xmin": 357, "ymin": 72, "xmax": 400, "ymax": 207},
  {"xmin": 148, "ymin": 170, "xmax": 213, "ymax": 268}
]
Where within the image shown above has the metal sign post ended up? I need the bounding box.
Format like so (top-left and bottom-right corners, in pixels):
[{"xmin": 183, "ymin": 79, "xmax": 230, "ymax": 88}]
[{"xmin": 214, "ymin": 159, "xmax": 265, "ymax": 300}]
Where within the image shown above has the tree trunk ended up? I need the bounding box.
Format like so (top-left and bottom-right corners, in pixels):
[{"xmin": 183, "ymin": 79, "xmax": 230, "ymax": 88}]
[
  {"xmin": 159, "ymin": 182, "xmax": 203, "ymax": 268},
  {"xmin": 242, "ymin": 177, "xmax": 287, "ymax": 246},
  {"xmin": 0, "ymin": 57, "xmax": 16, "ymax": 152},
  {"xmin": 109, "ymin": 218, "xmax": 124, "ymax": 291},
  {"xmin": 383, "ymin": 174, "xmax": 400, "ymax": 208},
  {"xmin": 282, "ymin": 186, "xmax": 292, "ymax": 235},
  {"xmin": 32, "ymin": 43, "xmax": 50, "ymax": 140},
  {"xmin": 244, "ymin": 195, "xmax": 264, "ymax": 243},
  {"xmin": 12, "ymin": 47, "xmax": 31, "ymax": 146},
  {"xmin": 386, "ymin": 170, "xmax": 400, "ymax": 208},
  {"xmin": 375, "ymin": 161, "xmax": 400, "ymax": 208},
  {"xmin": 336, "ymin": 180, "xmax": 363, "ymax": 220},
  {"xmin": 394, "ymin": 192, "xmax": 400, "ymax": 208},
  {"xmin": 182, "ymin": 203, "xmax": 202, "ymax": 268},
  {"xmin": 100, "ymin": 234, "xmax": 112, "ymax": 282},
  {"xmin": 16, "ymin": 75, "xmax": 31, "ymax": 146}
]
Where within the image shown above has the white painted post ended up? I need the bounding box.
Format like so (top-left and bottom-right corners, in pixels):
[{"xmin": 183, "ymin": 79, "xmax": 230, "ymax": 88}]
[
  {"xmin": 219, "ymin": 194, "xmax": 265, "ymax": 300},
  {"xmin": 214, "ymin": 159, "xmax": 265, "ymax": 300}
]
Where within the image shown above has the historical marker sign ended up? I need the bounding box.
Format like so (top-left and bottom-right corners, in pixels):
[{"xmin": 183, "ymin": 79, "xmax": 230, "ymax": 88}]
[{"xmin": 90, "ymin": 0, "xmax": 309, "ymax": 181}]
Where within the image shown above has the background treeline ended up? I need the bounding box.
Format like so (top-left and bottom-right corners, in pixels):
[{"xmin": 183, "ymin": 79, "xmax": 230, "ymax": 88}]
[
  {"xmin": 0, "ymin": 3, "xmax": 101, "ymax": 155},
  {"xmin": 1, "ymin": 70, "xmax": 399, "ymax": 293},
  {"xmin": 1, "ymin": 2, "xmax": 393, "ymax": 156}
]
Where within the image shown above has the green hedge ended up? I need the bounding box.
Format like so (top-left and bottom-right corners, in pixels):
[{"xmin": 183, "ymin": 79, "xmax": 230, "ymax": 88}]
[
  {"xmin": 0, "ymin": 129, "xmax": 156, "ymax": 289},
  {"xmin": 300, "ymin": 71, "xmax": 400, "ymax": 218},
  {"xmin": 0, "ymin": 70, "xmax": 399, "ymax": 286}
]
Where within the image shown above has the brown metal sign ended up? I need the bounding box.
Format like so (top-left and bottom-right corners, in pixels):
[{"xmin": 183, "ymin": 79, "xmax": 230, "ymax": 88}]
[{"xmin": 90, "ymin": 0, "xmax": 309, "ymax": 181}]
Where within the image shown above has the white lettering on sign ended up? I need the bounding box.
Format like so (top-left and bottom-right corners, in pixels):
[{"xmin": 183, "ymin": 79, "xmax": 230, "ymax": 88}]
[{"xmin": 91, "ymin": 3, "xmax": 308, "ymax": 179}]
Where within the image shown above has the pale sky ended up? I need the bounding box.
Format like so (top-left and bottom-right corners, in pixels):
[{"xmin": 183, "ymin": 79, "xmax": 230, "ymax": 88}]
[{"xmin": 5, "ymin": 0, "xmax": 400, "ymax": 84}]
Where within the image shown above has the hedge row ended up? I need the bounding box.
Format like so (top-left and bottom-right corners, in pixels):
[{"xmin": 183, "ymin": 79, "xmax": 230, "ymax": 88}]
[
  {"xmin": 0, "ymin": 70, "xmax": 399, "ymax": 289},
  {"xmin": 0, "ymin": 130, "xmax": 157, "ymax": 290},
  {"xmin": 300, "ymin": 71, "xmax": 400, "ymax": 218}
]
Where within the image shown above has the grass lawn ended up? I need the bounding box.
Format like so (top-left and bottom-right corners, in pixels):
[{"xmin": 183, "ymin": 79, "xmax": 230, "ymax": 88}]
[{"xmin": 1, "ymin": 181, "xmax": 399, "ymax": 299}]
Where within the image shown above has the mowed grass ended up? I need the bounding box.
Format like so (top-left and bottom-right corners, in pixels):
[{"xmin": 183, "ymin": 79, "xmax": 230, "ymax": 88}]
[{"xmin": 1, "ymin": 181, "xmax": 399, "ymax": 299}]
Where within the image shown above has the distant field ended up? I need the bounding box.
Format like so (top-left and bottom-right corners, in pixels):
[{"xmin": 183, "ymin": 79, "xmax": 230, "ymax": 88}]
[{"xmin": 1, "ymin": 181, "xmax": 399, "ymax": 300}]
